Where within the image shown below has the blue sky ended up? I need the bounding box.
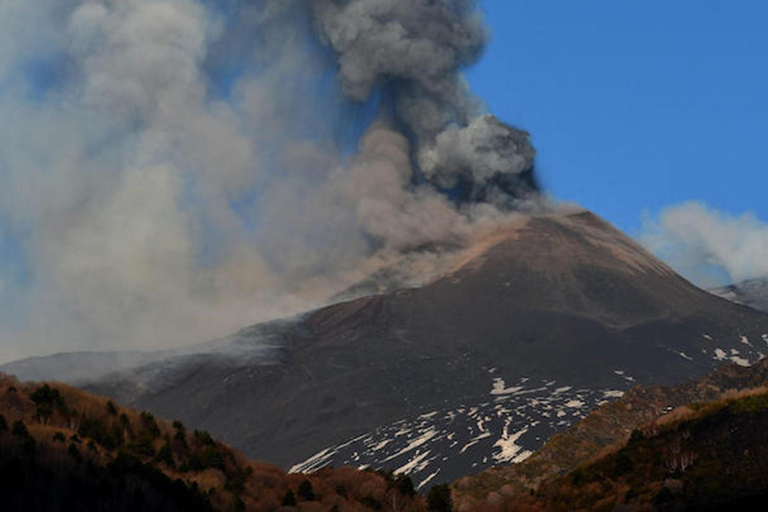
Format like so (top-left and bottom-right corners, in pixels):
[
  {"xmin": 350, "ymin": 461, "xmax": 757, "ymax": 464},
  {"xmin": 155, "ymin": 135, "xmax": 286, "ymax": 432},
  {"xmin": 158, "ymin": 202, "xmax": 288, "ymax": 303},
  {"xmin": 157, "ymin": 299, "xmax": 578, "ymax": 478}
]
[{"xmin": 470, "ymin": 0, "xmax": 768, "ymax": 235}]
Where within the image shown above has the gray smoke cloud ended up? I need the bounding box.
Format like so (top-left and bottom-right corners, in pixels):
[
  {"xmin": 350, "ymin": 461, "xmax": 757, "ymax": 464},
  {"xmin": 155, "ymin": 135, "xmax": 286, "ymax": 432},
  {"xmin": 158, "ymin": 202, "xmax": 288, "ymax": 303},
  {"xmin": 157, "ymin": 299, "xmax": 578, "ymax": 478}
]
[
  {"xmin": 0, "ymin": 0, "xmax": 541, "ymax": 362},
  {"xmin": 309, "ymin": 0, "xmax": 538, "ymax": 204},
  {"xmin": 640, "ymin": 202, "xmax": 768, "ymax": 287}
]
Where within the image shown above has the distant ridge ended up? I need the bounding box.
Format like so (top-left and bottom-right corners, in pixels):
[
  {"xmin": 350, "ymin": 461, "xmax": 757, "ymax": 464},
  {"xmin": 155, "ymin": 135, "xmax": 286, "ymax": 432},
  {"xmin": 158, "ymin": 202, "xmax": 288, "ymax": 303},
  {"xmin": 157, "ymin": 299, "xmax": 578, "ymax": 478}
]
[{"xmin": 711, "ymin": 276, "xmax": 768, "ymax": 313}]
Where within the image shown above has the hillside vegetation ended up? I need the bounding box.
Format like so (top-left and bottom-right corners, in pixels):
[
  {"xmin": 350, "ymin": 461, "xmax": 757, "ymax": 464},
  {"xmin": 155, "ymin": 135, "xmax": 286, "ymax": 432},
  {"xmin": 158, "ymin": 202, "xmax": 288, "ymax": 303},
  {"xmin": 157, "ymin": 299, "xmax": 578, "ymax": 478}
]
[
  {"xmin": 498, "ymin": 390, "xmax": 768, "ymax": 511},
  {"xmin": 0, "ymin": 373, "xmax": 426, "ymax": 511},
  {"xmin": 453, "ymin": 360, "xmax": 768, "ymax": 511}
]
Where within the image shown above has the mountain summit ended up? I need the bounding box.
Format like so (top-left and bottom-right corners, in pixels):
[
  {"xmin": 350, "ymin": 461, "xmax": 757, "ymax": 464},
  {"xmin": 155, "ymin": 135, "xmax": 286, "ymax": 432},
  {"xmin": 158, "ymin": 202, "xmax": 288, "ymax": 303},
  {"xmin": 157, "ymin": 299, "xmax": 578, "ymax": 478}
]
[{"xmin": 4, "ymin": 210, "xmax": 768, "ymax": 488}]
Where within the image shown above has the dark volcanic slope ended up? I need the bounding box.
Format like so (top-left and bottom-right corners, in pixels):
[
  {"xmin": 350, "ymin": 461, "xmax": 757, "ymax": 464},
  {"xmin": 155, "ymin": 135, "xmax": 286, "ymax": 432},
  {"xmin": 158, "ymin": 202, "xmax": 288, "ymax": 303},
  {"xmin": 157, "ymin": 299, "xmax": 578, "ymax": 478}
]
[{"xmin": 8, "ymin": 211, "xmax": 768, "ymax": 488}]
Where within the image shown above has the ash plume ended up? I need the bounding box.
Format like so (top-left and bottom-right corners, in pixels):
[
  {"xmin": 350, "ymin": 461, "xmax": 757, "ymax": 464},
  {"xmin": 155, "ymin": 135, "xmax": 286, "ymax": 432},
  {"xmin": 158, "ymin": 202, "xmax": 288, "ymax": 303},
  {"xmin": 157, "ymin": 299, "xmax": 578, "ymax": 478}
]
[
  {"xmin": 0, "ymin": 0, "xmax": 541, "ymax": 361},
  {"xmin": 309, "ymin": 0, "xmax": 539, "ymax": 206}
]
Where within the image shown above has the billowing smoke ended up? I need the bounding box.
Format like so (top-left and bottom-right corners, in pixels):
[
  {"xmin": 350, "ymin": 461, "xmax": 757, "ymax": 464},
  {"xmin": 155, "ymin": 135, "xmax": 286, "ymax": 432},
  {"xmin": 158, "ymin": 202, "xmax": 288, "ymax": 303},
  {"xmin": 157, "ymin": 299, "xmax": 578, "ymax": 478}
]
[
  {"xmin": 0, "ymin": 0, "xmax": 539, "ymax": 362},
  {"xmin": 309, "ymin": 0, "xmax": 538, "ymax": 205},
  {"xmin": 640, "ymin": 202, "xmax": 768, "ymax": 287}
]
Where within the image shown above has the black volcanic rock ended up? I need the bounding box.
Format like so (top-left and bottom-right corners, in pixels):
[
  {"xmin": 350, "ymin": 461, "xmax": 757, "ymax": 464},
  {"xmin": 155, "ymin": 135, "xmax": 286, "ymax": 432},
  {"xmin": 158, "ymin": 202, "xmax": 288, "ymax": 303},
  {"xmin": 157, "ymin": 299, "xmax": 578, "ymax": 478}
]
[{"xmin": 5, "ymin": 211, "xmax": 768, "ymax": 488}]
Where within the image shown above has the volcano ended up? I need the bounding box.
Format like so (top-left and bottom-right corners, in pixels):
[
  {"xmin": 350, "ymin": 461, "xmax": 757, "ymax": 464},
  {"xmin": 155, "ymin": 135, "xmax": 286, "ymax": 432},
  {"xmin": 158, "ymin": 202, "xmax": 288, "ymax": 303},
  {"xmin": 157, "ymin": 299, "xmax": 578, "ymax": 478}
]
[{"xmin": 5, "ymin": 210, "xmax": 768, "ymax": 488}]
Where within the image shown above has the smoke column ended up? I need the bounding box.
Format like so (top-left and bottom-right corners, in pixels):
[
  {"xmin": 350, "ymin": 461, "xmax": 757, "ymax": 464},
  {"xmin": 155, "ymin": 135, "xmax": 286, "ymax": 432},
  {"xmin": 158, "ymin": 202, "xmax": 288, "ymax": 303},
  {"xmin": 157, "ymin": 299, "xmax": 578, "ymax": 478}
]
[
  {"xmin": 308, "ymin": 0, "xmax": 538, "ymax": 205},
  {"xmin": 0, "ymin": 0, "xmax": 540, "ymax": 361}
]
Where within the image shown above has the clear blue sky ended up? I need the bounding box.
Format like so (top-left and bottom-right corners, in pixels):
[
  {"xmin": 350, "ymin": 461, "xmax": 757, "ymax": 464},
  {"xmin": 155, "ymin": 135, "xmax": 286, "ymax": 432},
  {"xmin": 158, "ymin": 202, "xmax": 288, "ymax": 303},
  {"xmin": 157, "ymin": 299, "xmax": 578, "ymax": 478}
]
[{"xmin": 470, "ymin": 0, "xmax": 768, "ymax": 234}]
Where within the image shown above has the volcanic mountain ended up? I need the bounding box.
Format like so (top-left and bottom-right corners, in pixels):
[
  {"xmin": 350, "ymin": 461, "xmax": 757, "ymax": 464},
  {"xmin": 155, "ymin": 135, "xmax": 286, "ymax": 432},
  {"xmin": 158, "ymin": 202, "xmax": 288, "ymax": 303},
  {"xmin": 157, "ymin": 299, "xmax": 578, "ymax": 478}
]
[{"xmin": 4, "ymin": 210, "xmax": 768, "ymax": 488}]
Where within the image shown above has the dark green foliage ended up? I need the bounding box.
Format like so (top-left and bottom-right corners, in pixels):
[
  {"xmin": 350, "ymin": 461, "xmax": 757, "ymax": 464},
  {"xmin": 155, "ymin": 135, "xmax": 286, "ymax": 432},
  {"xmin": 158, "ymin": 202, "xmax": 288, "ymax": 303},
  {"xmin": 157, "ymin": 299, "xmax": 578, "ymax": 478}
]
[
  {"xmin": 30, "ymin": 384, "xmax": 63, "ymax": 407},
  {"xmin": 571, "ymin": 470, "xmax": 584, "ymax": 486},
  {"xmin": 0, "ymin": 413, "xmax": 7, "ymax": 432},
  {"xmin": 12, "ymin": 420, "xmax": 29, "ymax": 438},
  {"xmin": 653, "ymin": 487, "xmax": 675, "ymax": 507},
  {"xmin": 68, "ymin": 443, "xmax": 82, "ymax": 463},
  {"xmin": 395, "ymin": 474, "xmax": 416, "ymax": 497},
  {"xmin": 174, "ymin": 428, "xmax": 189, "ymax": 449},
  {"xmin": 194, "ymin": 429, "xmax": 215, "ymax": 446},
  {"xmin": 228, "ymin": 495, "xmax": 246, "ymax": 512},
  {"xmin": 154, "ymin": 441, "xmax": 175, "ymax": 469},
  {"xmin": 79, "ymin": 415, "xmax": 120, "ymax": 450},
  {"xmin": 203, "ymin": 446, "xmax": 226, "ymax": 470},
  {"xmin": 730, "ymin": 393, "xmax": 768, "ymax": 414},
  {"xmin": 183, "ymin": 453, "xmax": 204, "ymax": 472},
  {"xmin": 12, "ymin": 420, "xmax": 35, "ymax": 452},
  {"xmin": 182, "ymin": 446, "xmax": 227, "ymax": 473},
  {"xmin": 30, "ymin": 384, "xmax": 65, "ymax": 424},
  {"xmin": 335, "ymin": 484, "xmax": 348, "ymax": 498},
  {"xmin": 106, "ymin": 401, "xmax": 118, "ymax": 416},
  {"xmin": 525, "ymin": 390, "xmax": 768, "ymax": 510},
  {"xmin": 297, "ymin": 479, "xmax": 316, "ymax": 501},
  {"xmin": 281, "ymin": 489, "xmax": 297, "ymax": 506},
  {"xmin": 427, "ymin": 483, "xmax": 452, "ymax": 512},
  {"xmin": 172, "ymin": 420, "xmax": 185, "ymax": 433},
  {"xmin": 629, "ymin": 429, "xmax": 646, "ymax": 444},
  {"xmin": 224, "ymin": 466, "xmax": 252, "ymax": 496},
  {"xmin": 127, "ymin": 436, "xmax": 156, "ymax": 458},
  {"xmin": 613, "ymin": 451, "xmax": 634, "ymax": 477},
  {"xmin": 52, "ymin": 431, "xmax": 66, "ymax": 443},
  {"xmin": 360, "ymin": 495, "xmax": 382, "ymax": 510},
  {"xmin": 119, "ymin": 413, "xmax": 131, "ymax": 432},
  {"xmin": 140, "ymin": 411, "xmax": 161, "ymax": 439}
]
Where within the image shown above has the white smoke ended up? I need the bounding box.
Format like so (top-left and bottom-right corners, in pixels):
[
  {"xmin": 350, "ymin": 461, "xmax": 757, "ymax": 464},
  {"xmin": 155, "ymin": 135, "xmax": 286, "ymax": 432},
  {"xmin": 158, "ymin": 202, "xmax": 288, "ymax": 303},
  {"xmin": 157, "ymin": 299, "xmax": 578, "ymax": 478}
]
[
  {"xmin": 0, "ymin": 0, "xmax": 540, "ymax": 362},
  {"xmin": 640, "ymin": 202, "xmax": 768, "ymax": 287}
]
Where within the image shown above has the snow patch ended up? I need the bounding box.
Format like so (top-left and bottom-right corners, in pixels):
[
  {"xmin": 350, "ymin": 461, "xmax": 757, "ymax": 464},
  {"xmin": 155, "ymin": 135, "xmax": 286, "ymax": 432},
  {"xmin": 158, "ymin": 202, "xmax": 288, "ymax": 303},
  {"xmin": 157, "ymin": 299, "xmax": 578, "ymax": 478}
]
[
  {"xmin": 603, "ymin": 390, "xmax": 625, "ymax": 398},
  {"xmin": 492, "ymin": 427, "xmax": 532, "ymax": 464},
  {"xmin": 381, "ymin": 429, "xmax": 439, "ymax": 464},
  {"xmin": 490, "ymin": 378, "xmax": 524, "ymax": 396},
  {"xmin": 730, "ymin": 356, "xmax": 750, "ymax": 367},
  {"xmin": 460, "ymin": 432, "xmax": 492, "ymax": 454},
  {"xmin": 565, "ymin": 400, "xmax": 584, "ymax": 408},
  {"xmin": 395, "ymin": 450, "xmax": 432, "ymax": 476},
  {"xmin": 372, "ymin": 439, "xmax": 392, "ymax": 451},
  {"xmin": 289, "ymin": 447, "xmax": 333, "ymax": 473},
  {"xmin": 714, "ymin": 348, "xmax": 727, "ymax": 361},
  {"xmin": 417, "ymin": 470, "xmax": 441, "ymax": 491}
]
